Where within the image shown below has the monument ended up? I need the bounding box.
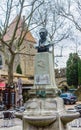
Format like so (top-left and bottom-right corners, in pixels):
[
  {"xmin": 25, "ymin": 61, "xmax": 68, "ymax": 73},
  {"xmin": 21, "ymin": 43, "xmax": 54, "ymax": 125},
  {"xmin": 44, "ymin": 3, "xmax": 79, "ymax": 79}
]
[{"xmin": 16, "ymin": 28, "xmax": 79, "ymax": 130}]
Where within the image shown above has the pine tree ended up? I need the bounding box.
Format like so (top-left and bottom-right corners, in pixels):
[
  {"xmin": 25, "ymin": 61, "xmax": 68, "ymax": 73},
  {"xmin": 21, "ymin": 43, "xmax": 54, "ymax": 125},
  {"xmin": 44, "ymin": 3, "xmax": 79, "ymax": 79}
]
[{"xmin": 66, "ymin": 53, "xmax": 81, "ymax": 88}]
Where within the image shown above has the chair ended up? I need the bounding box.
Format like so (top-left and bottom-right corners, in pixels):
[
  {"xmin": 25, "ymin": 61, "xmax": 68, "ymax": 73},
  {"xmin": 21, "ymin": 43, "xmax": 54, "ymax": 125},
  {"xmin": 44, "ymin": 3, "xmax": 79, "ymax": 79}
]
[{"xmin": 3, "ymin": 111, "xmax": 15, "ymax": 127}]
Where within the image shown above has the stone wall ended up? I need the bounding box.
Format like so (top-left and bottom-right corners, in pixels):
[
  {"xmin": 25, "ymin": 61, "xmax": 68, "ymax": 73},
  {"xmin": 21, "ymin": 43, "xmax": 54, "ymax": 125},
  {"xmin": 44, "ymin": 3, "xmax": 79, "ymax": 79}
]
[
  {"xmin": 55, "ymin": 68, "xmax": 67, "ymax": 87},
  {"xmin": 55, "ymin": 68, "xmax": 66, "ymax": 78},
  {"xmin": 0, "ymin": 15, "xmax": 36, "ymax": 77},
  {"xmin": 0, "ymin": 40, "xmax": 36, "ymax": 77},
  {"xmin": 20, "ymin": 40, "xmax": 36, "ymax": 76}
]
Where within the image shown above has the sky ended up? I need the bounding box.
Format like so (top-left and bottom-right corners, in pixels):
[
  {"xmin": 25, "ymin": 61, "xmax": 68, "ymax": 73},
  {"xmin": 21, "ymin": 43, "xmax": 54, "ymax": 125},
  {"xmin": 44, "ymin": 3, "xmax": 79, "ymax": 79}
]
[
  {"xmin": 0, "ymin": 0, "xmax": 81, "ymax": 70},
  {"xmin": 54, "ymin": 41, "xmax": 72, "ymax": 69},
  {"xmin": 54, "ymin": 35, "xmax": 81, "ymax": 69},
  {"xmin": 34, "ymin": 35, "xmax": 79, "ymax": 69}
]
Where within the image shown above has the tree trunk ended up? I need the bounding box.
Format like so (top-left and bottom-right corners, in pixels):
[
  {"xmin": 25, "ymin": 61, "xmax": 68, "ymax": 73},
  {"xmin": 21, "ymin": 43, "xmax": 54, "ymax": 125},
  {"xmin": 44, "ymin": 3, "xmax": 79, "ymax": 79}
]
[{"xmin": 8, "ymin": 54, "xmax": 15, "ymax": 85}]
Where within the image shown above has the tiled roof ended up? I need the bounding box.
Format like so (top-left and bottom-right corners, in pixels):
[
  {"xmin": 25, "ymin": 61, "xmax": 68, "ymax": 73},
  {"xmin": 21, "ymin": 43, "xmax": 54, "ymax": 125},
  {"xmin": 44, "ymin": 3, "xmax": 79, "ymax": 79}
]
[{"xmin": 3, "ymin": 15, "xmax": 36, "ymax": 43}]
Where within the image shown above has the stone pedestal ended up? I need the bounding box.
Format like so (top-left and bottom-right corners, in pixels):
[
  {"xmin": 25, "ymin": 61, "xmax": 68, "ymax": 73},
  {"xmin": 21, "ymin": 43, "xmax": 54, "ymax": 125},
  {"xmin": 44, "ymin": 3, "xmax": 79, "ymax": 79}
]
[
  {"xmin": 34, "ymin": 52, "xmax": 57, "ymax": 90},
  {"xmin": 16, "ymin": 52, "xmax": 79, "ymax": 130}
]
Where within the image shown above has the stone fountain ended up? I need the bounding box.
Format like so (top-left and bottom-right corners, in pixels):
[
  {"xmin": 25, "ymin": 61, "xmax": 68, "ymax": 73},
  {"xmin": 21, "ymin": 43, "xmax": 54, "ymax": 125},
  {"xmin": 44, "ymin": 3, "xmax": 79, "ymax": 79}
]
[{"xmin": 16, "ymin": 28, "xmax": 79, "ymax": 130}]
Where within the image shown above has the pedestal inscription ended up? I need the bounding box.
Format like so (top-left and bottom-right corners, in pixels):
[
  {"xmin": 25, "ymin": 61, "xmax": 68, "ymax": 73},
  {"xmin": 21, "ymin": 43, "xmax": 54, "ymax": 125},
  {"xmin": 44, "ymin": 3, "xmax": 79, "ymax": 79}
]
[{"xmin": 34, "ymin": 52, "xmax": 58, "ymax": 90}]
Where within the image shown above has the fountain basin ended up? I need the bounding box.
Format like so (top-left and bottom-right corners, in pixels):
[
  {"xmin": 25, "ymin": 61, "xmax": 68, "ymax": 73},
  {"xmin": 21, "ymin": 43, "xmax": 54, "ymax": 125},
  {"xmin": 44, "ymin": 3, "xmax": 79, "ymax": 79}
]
[
  {"xmin": 23, "ymin": 115, "xmax": 56, "ymax": 127},
  {"xmin": 61, "ymin": 111, "xmax": 80, "ymax": 124}
]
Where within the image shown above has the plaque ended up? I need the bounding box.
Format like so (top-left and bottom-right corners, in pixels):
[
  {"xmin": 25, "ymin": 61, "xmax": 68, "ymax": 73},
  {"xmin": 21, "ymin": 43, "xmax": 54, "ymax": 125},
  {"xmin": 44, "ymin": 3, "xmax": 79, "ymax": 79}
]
[{"xmin": 35, "ymin": 74, "xmax": 50, "ymax": 84}]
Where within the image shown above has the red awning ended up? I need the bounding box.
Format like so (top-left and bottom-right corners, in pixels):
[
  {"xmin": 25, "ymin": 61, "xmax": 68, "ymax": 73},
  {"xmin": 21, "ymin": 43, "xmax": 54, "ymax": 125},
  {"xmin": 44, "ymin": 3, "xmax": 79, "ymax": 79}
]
[{"xmin": 0, "ymin": 82, "xmax": 6, "ymax": 90}]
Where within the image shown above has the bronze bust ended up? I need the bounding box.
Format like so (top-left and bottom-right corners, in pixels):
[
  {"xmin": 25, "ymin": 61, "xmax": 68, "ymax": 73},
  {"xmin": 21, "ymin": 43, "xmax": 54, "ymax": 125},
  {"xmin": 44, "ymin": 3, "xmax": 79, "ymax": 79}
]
[{"xmin": 35, "ymin": 28, "xmax": 53, "ymax": 52}]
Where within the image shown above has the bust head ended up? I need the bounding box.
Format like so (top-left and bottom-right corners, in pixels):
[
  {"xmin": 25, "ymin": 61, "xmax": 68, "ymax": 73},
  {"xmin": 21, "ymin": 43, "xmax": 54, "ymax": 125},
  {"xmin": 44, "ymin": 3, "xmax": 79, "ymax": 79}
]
[{"xmin": 39, "ymin": 28, "xmax": 48, "ymax": 40}]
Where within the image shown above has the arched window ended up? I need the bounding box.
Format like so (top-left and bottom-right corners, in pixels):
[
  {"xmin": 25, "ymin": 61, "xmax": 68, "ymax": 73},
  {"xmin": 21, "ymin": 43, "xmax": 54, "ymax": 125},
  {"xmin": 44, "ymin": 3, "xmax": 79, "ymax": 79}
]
[{"xmin": 16, "ymin": 64, "xmax": 22, "ymax": 74}]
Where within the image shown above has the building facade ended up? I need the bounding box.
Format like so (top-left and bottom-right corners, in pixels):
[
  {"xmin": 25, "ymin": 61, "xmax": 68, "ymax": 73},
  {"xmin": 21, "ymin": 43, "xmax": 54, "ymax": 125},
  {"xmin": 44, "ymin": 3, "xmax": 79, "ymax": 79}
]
[{"xmin": 0, "ymin": 16, "xmax": 36, "ymax": 77}]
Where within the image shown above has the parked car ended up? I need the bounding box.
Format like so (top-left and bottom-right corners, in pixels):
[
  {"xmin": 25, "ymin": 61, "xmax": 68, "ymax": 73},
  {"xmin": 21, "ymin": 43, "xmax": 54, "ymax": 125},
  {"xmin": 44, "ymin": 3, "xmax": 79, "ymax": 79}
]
[
  {"xmin": 68, "ymin": 89, "xmax": 77, "ymax": 93},
  {"xmin": 74, "ymin": 104, "xmax": 81, "ymax": 117},
  {"xmin": 60, "ymin": 92, "xmax": 77, "ymax": 105}
]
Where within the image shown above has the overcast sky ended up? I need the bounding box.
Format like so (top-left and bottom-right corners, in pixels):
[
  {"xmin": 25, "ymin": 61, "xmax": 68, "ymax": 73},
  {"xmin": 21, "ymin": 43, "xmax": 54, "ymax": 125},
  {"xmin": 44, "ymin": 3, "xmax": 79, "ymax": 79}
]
[
  {"xmin": 0, "ymin": 0, "xmax": 81, "ymax": 69},
  {"xmin": 54, "ymin": 34, "xmax": 81, "ymax": 69}
]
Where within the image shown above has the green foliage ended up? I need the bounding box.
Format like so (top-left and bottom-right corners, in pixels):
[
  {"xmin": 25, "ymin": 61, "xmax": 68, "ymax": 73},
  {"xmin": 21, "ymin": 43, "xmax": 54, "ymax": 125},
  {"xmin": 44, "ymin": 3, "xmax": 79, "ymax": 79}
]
[
  {"xmin": 66, "ymin": 53, "xmax": 81, "ymax": 88},
  {"xmin": 16, "ymin": 64, "xmax": 22, "ymax": 74}
]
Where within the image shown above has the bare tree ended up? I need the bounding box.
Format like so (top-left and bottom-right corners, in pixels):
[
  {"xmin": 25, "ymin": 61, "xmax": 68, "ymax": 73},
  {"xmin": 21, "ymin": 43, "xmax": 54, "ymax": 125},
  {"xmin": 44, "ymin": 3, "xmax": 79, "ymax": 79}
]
[
  {"xmin": 56, "ymin": 0, "xmax": 81, "ymax": 34},
  {"xmin": 55, "ymin": 0, "xmax": 81, "ymax": 58},
  {"xmin": 33, "ymin": 1, "xmax": 70, "ymax": 43},
  {"xmin": 0, "ymin": 0, "xmax": 44, "ymax": 84},
  {"xmin": 31, "ymin": 0, "xmax": 72, "ymax": 67}
]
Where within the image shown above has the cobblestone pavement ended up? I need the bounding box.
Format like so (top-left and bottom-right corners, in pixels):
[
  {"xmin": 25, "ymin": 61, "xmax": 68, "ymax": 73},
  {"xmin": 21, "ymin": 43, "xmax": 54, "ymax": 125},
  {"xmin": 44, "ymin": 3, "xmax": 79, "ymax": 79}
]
[
  {"xmin": 69, "ymin": 118, "xmax": 81, "ymax": 127},
  {"xmin": 0, "ymin": 118, "xmax": 22, "ymax": 130}
]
